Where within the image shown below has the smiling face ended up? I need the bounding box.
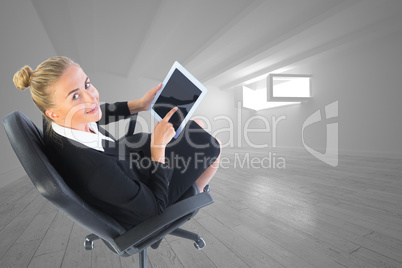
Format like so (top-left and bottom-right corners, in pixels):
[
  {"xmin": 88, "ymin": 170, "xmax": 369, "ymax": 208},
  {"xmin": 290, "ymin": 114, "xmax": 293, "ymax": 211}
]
[{"xmin": 45, "ymin": 65, "xmax": 102, "ymax": 132}]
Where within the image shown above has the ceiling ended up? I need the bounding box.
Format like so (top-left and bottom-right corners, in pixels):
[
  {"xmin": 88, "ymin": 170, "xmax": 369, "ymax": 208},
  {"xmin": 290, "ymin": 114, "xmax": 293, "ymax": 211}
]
[{"xmin": 31, "ymin": 0, "xmax": 402, "ymax": 90}]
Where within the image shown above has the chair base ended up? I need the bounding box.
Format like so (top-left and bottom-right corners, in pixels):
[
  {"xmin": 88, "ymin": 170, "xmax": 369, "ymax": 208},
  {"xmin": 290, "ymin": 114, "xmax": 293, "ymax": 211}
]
[
  {"xmin": 85, "ymin": 185, "xmax": 213, "ymax": 267},
  {"xmin": 170, "ymin": 228, "xmax": 206, "ymax": 250},
  {"xmin": 139, "ymin": 228, "xmax": 205, "ymax": 268},
  {"xmin": 85, "ymin": 227, "xmax": 206, "ymax": 268}
]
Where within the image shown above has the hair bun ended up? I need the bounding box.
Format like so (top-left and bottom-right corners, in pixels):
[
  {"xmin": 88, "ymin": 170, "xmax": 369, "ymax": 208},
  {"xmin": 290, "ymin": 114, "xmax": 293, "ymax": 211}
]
[{"xmin": 13, "ymin": 65, "xmax": 33, "ymax": 90}]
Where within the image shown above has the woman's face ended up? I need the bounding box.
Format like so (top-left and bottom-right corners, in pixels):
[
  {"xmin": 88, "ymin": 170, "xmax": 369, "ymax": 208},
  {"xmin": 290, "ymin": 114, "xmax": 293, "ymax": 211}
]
[{"xmin": 46, "ymin": 65, "xmax": 102, "ymax": 131}]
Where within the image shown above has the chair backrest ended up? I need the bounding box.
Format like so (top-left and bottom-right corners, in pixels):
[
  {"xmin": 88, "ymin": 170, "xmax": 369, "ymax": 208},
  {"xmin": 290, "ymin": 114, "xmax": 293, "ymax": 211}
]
[{"xmin": 3, "ymin": 111, "xmax": 126, "ymax": 244}]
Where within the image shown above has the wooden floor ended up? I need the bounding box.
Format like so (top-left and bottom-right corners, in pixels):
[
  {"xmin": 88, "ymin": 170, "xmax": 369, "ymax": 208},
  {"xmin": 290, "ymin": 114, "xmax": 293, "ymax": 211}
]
[{"xmin": 1, "ymin": 148, "xmax": 402, "ymax": 268}]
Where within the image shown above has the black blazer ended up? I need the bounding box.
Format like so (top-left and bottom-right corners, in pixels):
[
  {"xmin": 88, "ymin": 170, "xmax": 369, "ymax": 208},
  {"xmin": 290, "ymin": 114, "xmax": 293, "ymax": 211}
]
[{"xmin": 44, "ymin": 102, "xmax": 173, "ymax": 230}]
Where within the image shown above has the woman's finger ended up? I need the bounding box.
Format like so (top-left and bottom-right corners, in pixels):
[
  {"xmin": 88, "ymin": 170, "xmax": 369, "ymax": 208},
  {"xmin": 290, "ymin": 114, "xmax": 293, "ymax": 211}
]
[{"xmin": 162, "ymin": 107, "xmax": 178, "ymax": 122}]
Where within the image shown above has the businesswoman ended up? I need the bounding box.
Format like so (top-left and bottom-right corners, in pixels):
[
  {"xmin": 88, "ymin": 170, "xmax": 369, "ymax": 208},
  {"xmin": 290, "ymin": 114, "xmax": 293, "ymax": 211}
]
[{"xmin": 13, "ymin": 56, "xmax": 221, "ymax": 229}]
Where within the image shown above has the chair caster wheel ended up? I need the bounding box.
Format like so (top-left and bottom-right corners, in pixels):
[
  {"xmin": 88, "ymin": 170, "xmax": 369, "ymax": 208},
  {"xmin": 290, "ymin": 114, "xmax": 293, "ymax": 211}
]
[
  {"xmin": 84, "ymin": 234, "xmax": 99, "ymax": 250},
  {"xmin": 203, "ymin": 185, "xmax": 210, "ymax": 193},
  {"xmin": 84, "ymin": 240, "xmax": 94, "ymax": 250},
  {"xmin": 194, "ymin": 238, "xmax": 206, "ymax": 250}
]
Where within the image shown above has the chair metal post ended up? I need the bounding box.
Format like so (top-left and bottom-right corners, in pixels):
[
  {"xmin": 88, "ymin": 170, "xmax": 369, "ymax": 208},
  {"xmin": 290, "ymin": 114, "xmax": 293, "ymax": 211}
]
[{"xmin": 139, "ymin": 248, "xmax": 147, "ymax": 268}]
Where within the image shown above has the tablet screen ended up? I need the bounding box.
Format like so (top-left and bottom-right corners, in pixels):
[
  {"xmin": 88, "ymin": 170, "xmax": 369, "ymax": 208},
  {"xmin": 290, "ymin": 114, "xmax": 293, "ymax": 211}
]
[{"xmin": 153, "ymin": 69, "xmax": 202, "ymax": 131}]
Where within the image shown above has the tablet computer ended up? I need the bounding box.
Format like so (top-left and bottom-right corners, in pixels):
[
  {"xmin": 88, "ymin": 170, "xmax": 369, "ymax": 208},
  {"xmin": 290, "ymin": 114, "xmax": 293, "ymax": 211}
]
[{"xmin": 149, "ymin": 61, "xmax": 208, "ymax": 139}]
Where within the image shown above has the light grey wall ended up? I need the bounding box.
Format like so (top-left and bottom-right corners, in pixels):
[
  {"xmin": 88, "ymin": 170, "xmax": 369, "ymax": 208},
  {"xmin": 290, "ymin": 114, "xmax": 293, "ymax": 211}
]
[
  {"xmin": 1, "ymin": 0, "xmax": 402, "ymax": 188},
  {"xmin": 0, "ymin": 1, "xmax": 57, "ymax": 187},
  {"xmin": 240, "ymin": 28, "xmax": 402, "ymax": 157},
  {"xmin": 0, "ymin": 1, "xmax": 237, "ymax": 188}
]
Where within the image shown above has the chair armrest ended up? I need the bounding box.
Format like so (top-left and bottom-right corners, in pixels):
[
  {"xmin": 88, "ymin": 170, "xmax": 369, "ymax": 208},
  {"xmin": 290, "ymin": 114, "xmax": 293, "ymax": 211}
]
[{"xmin": 114, "ymin": 191, "xmax": 214, "ymax": 252}]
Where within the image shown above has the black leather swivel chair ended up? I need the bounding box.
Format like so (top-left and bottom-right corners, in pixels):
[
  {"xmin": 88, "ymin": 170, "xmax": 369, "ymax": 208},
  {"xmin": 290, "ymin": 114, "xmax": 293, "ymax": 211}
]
[{"xmin": 3, "ymin": 111, "xmax": 214, "ymax": 268}]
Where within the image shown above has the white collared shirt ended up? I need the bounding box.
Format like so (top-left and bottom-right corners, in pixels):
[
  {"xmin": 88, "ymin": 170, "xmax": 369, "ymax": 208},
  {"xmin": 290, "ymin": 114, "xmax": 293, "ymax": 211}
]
[{"xmin": 51, "ymin": 122, "xmax": 114, "ymax": 152}]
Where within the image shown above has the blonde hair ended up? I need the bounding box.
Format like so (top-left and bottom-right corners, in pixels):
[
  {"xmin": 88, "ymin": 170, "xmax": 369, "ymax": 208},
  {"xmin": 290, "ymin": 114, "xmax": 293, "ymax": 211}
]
[{"xmin": 13, "ymin": 56, "xmax": 78, "ymax": 133}]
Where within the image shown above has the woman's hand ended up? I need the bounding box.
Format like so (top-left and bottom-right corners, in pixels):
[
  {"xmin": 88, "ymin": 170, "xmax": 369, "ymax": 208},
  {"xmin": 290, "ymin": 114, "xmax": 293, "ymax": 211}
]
[
  {"xmin": 150, "ymin": 107, "xmax": 178, "ymax": 163},
  {"xmin": 140, "ymin": 83, "xmax": 162, "ymax": 111},
  {"xmin": 127, "ymin": 84, "xmax": 162, "ymax": 114}
]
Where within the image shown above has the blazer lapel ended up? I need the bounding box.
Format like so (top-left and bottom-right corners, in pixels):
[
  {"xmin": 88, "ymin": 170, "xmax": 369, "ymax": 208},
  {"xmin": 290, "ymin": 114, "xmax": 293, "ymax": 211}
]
[
  {"xmin": 98, "ymin": 125, "xmax": 116, "ymax": 140},
  {"xmin": 101, "ymin": 139, "xmax": 120, "ymax": 156}
]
